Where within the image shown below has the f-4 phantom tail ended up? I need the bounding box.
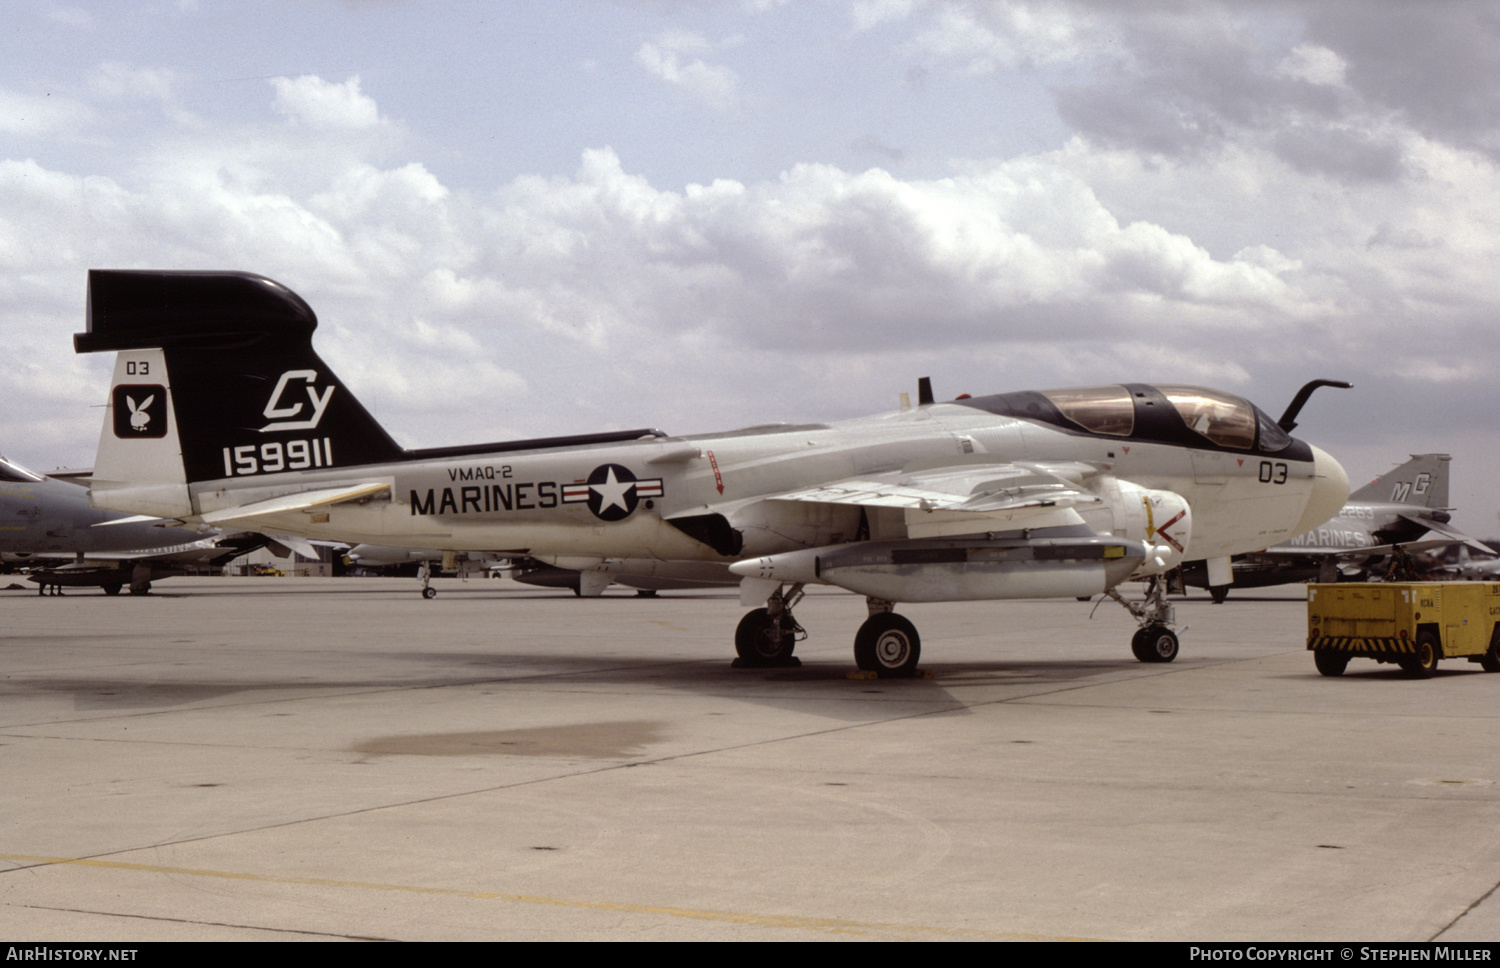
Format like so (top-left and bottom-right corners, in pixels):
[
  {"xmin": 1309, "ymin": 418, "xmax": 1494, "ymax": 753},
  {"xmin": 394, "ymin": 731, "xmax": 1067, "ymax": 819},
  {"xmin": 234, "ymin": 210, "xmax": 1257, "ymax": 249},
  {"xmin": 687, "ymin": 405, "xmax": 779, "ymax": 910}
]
[{"xmin": 75, "ymin": 270, "xmax": 1349, "ymax": 673}]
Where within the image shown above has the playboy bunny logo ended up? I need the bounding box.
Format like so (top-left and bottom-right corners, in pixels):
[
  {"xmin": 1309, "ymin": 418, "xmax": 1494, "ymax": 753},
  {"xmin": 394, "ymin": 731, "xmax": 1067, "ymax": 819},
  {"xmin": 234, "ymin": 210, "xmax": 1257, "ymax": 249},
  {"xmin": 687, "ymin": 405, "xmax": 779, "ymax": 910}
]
[
  {"xmin": 127, "ymin": 394, "xmax": 154, "ymax": 431},
  {"xmin": 113, "ymin": 385, "xmax": 167, "ymax": 439}
]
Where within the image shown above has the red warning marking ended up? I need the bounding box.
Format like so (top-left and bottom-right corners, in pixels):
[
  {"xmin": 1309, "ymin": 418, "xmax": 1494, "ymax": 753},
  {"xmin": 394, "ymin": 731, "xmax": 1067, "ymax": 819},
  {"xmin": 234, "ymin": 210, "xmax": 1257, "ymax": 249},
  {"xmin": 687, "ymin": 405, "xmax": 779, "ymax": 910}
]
[
  {"xmin": 1154, "ymin": 510, "xmax": 1186, "ymax": 553},
  {"xmin": 1237, "ymin": 459, "xmax": 1244, "ymax": 466},
  {"xmin": 1122, "ymin": 446, "xmax": 1130, "ymax": 454},
  {"xmin": 708, "ymin": 450, "xmax": 724, "ymax": 494}
]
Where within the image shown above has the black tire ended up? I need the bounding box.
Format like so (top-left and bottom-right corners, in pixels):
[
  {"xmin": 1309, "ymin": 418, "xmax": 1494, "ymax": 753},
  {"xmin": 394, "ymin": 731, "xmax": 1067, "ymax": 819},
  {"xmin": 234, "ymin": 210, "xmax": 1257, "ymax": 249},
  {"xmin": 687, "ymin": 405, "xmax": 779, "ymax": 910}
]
[
  {"xmin": 129, "ymin": 582, "xmax": 151, "ymax": 596},
  {"xmin": 1403, "ymin": 631, "xmax": 1440, "ymax": 678},
  {"xmin": 1131, "ymin": 626, "xmax": 1179, "ymax": 663},
  {"xmin": 735, "ymin": 608, "xmax": 796, "ymax": 665},
  {"xmin": 1209, "ymin": 586, "xmax": 1229, "ymax": 604},
  {"xmin": 1314, "ymin": 650, "xmax": 1349, "ymax": 677},
  {"xmin": 853, "ymin": 612, "xmax": 921, "ymax": 677},
  {"xmin": 1482, "ymin": 631, "xmax": 1500, "ymax": 672},
  {"xmin": 421, "ymin": 586, "xmax": 437, "ymax": 600},
  {"xmin": 102, "ymin": 583, "xmax": 122, "ymax": 596}
]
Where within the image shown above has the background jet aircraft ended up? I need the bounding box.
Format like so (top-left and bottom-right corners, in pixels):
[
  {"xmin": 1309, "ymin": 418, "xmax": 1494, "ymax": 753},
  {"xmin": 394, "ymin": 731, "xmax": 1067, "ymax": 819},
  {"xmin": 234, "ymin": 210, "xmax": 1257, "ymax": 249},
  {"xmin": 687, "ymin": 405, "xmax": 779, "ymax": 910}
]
[
  {"xmin": 1428, "ymin": 543, "xmax": 1500, "ymax": 580},
  {"xmin": 73, "ymin": 270, "xmax": 1348, "ymax": 673},
  {"xmin": 0, "ymin": 452, "xmax": 263, "ymax": 594},
  {"xmin": 1179, "ymin": 453, "xmax": 1483, "ymax": 601}
]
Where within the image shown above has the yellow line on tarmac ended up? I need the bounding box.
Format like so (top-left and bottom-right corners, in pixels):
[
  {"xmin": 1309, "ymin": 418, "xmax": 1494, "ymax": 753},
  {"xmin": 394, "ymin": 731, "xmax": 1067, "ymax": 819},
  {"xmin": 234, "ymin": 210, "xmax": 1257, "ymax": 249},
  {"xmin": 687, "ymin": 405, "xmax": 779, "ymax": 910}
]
[{"xmin": 0, "ymin": 852, "xmax": 1098, "ymax": 941}]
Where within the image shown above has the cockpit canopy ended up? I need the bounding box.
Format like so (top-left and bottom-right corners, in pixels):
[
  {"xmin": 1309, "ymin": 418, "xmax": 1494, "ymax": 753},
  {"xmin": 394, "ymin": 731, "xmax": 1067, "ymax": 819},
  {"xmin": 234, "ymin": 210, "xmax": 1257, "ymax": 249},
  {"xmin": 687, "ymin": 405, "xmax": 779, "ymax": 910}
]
[{"xmin": 960, "ymin": 384, "xmax": 1297, "ymax": 455}]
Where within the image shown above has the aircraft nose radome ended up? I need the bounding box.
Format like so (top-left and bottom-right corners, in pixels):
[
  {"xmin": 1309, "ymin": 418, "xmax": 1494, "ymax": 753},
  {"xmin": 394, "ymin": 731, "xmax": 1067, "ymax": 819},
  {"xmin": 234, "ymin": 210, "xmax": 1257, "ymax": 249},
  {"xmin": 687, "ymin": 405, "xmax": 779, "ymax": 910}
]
[{"xmin": 1294, "ymin": 445, "xmax": 1350, "ymax": 535}]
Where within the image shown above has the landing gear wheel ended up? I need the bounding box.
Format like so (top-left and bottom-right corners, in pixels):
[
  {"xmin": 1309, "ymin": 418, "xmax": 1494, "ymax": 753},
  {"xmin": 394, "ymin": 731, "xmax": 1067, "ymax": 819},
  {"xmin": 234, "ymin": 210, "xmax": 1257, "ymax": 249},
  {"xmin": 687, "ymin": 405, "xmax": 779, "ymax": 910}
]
[
  {"xmin": 1401, "ymin": 631, "xmax": 1440, "ymax": 678},
  {"xmin": 102, "ymin": 583, "xmax": 122, "ymax": 596},
  {"xmin": 1482, "ymin": 636, "xmax": 1500, "ymax": 673},
  {"xmin": 129, "ymin": 582, "xmax": 151, "ymax": 596},
  {"xmin": 734, "ymin": 608, "xmax": 798, "ymax": 666},
  {"xmin": 1209, "ymin": 586, "xmax": 1229, "ymax": 604},
  {"xmin": 1131, "ymin": 626, "xmax": 1179, "ymax": 663},
  {"xmin": 421, "ymin": 586, "xmax": 437, "ymax": 600},
  {"xmin": 1314, "ymin": 650, "xmax": 1349, "ymax": 677},
  {"xmin": 854, "ymin": 612, "xmax": 921, "ymax": 678}
]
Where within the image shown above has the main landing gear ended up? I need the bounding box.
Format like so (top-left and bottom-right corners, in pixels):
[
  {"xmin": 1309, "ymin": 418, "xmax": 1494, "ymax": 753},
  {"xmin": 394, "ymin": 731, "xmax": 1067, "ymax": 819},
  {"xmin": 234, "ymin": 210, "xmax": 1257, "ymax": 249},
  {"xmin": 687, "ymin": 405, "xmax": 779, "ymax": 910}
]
[
  {"xmin": 733, "ymin": 587, "xmax": 922, "ymax": 677},
  {"xmin": 733, "ymin": 583, "xmax": 805, "ymax": 667},
  {"xmin": 854, "ymin": 600, "xmax": 921, "ymax": 677},
  {"xmin": 1106, "ymin": 576, "xmax": 1180, "ymax": 663}
]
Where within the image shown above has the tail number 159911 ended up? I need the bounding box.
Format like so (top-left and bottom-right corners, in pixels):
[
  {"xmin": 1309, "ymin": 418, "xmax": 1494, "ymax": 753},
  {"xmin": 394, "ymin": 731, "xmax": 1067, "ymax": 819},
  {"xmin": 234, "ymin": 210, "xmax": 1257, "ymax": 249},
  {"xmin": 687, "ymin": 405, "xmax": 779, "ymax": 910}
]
[{"xmin": 223, "ymin": 439, "xmax": 333, "ymax": 477}]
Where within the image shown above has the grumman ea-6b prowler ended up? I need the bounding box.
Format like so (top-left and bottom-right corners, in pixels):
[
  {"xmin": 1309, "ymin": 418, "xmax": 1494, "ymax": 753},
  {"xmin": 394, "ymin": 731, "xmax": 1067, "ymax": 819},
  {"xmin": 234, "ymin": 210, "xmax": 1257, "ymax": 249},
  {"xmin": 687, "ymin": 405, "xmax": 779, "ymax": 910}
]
[{"xmin": 75, "ymin": 270, "xmax": 1350, "ymax": 675}]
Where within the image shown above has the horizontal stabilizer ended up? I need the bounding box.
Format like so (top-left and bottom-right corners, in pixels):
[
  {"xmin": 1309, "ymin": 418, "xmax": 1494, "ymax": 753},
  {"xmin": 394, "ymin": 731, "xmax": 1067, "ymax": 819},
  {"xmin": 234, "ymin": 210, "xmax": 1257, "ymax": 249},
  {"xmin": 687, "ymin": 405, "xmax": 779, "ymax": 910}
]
[
  {"xmin": 199, "ymin": 482, "xmax": 391, "ymax": 525},
  {"xmin": 264, "ymin": 533, "xmax": 320, "ymax": 560}
]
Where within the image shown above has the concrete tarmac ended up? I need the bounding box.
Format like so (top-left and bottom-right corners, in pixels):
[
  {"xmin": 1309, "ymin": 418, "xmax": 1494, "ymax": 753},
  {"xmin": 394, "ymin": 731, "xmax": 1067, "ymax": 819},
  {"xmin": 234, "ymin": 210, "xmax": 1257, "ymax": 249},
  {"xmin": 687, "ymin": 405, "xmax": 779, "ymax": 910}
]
[{"xmin": 1, "ymin": 576, "xmax": 1498, "ymax": 941}]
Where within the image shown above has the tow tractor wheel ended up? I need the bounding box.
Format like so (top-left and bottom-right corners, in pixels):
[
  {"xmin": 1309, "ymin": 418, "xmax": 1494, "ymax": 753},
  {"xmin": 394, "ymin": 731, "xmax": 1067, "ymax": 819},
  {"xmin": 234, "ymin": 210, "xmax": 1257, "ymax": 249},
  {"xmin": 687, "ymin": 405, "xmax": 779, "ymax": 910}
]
[
  {"xmin": 1401, "ymin": 631, "xmax": 1440, "ymax": 679},
  {"xmin": 1480, "ymin": 635, "xmax": 1500, "ymax": 673},
  {"xmin": 1209, "ymin": 586, "xmax": 1229, "ymax": 604},
  {"xmin": 1131, "ymin": 625, "xmax": 1179, "ymax": 663},
  {"xmin": 734, "ymin": 607, "xmax": 797, "ymax": 665},
  {"xmin": 102, "ymin": 582, "xmax": 122, "ymax": 596},
  {"xmin": 1313, "ymin": 650, "xmax": 1349, "ymax": 677},
  {"xmin": 853, "ymin": 612, "xmax": 921, "ymax": 678}
]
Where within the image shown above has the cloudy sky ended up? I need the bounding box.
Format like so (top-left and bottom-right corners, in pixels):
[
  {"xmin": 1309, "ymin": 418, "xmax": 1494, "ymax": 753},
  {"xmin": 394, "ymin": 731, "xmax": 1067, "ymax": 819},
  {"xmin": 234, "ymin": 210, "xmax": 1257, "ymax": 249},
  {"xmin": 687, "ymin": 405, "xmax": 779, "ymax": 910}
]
[{"xmin": 3, "ymin": 1, "xmax": 1499, "ymax": 533}]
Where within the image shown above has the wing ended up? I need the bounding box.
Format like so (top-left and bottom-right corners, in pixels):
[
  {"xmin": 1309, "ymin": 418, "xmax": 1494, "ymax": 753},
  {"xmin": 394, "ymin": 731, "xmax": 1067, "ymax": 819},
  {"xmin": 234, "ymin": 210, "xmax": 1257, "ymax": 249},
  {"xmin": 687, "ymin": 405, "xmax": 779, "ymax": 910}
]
[
  {"xmin": 769, "ymin": 460, "xmax": 1105, "ymax": 515},
  {"xmin": 198, "ymin": 482, "xmax": 392, "ymax": 525}
]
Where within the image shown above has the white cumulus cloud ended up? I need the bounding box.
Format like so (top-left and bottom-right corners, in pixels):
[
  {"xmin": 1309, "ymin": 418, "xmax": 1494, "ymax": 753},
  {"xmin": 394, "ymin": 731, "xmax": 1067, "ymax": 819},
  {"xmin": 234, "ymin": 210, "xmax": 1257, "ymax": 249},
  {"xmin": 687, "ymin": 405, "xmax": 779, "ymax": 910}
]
[
  {"xmin": 636, "ymin": 32, "xmax": 741, "ymax": 112},
  {"xmin": 270, "ymin": 75, "xmax": 383, "ymax": 131}
]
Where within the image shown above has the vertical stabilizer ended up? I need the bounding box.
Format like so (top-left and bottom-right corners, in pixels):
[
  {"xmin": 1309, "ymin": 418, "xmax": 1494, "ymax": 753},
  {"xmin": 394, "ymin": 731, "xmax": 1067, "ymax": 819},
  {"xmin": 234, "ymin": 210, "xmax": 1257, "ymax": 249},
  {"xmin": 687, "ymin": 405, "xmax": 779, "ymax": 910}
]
[
  {"xmin": 1348, "ymin": 453, "xmax": 1450, "ymax": 508},
  {"xmin": 75, "ymin": 271, "xmax": 408, "ymax": 505},
  {"xmin": 90, "ymin": 347, "xmax": 191, "ymax": 517}
]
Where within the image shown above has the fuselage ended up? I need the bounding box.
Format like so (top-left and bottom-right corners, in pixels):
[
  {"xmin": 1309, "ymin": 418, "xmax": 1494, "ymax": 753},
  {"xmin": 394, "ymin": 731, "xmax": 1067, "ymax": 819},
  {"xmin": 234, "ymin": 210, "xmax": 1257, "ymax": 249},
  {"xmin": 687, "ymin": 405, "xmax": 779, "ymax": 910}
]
[
  {"xmin": 1270, "ymin": 501, "xmax": 1429, "ymax": 553},
  {"xmin": 183, "ymin": 394, "xmax": 1342, "ymax": 566}
]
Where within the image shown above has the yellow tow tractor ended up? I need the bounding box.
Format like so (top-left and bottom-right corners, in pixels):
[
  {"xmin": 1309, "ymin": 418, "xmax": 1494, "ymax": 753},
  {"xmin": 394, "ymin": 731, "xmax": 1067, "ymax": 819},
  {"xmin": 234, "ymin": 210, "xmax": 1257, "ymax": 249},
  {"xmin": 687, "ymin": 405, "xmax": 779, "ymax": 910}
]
[{"xmin": 1307, "ymin": 582, "xmax": 1500, "ymax": 678}]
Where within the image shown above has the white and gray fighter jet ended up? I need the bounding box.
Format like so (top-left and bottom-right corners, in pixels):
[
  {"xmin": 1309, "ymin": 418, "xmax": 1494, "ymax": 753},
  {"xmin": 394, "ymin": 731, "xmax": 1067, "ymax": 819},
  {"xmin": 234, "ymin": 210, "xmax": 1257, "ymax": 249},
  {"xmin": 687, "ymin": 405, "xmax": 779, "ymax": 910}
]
[
  {"xmin": 0, "ymin": 452, "xmax": 263, "ymax": 594},
  {"xmin": 1428, "ymin": 543, "xmax": 1500, "ymax": 580},
  {"xmin": 72, "ymin": 270, "xmax": 1349, "ymax": 673},
  {"xmin": 1180, "ymin": 453, "xmax": 1484, "ymax": 600}
]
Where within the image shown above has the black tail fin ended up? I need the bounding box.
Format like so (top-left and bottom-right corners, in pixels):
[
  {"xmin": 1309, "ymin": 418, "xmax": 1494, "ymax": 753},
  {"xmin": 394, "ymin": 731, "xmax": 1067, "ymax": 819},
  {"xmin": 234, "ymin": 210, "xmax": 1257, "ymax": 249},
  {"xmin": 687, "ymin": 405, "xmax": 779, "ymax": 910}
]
[{"xmin": 76, "ymin": 271, "xmax": 407, "ymax": 486}]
